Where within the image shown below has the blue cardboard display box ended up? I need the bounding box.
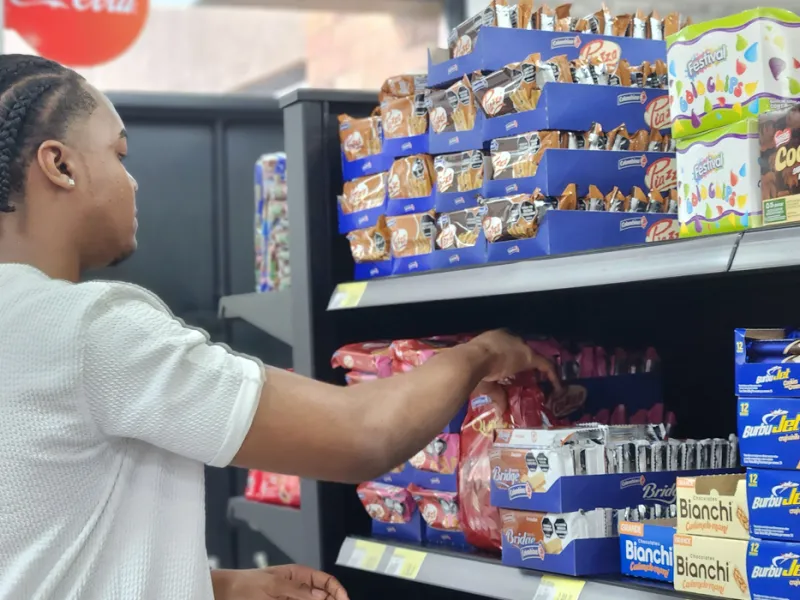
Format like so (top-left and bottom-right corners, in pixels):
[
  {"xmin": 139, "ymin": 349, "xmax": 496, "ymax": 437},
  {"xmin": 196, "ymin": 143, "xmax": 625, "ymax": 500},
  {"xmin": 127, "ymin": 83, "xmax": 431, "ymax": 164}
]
[
  {"xmin": 735, "ymin": 329, "xmax": 800, "ymax": 398},
  {"xmin": 427, "ymin": 27, "xmax": 666, "ymax": 88},
  {"xmin": 337, "ymin": 201, "xmax": 386, "ymax": 235},
  {"xmin": 747, "ymin": 468, "xmax": 800, "ymax": 541},
  {"xmin": 619, "ymin": 519, "xmax": 676, "ymax": 583},
  {"xmin": 371, "ymin": 511, "xmax": 424, "ymax": 544},
  {"xmin": 485, "ymin": 210, "xmax": 678, "ymax": 263},
  {"xmin": 483, "ymin": 149, "xmax": 676, "ymax": 198},
  {"xmin": 354, "ymin": 259, "xmax": 393, "ymax": 281},
  {"xmin": 375, "ymin": 463, "xmax": 416, "ymax": 488},
  {"xmin": 425, "ymin": 527, "xmax": 471, "ymax": 550},
  {"xmin": 429, "ymin": 112, "xmax": 486, "ymax": 154},
  {"xmin": 747, "ymin": 538, "xmax": 800, "ymax": 600},
  {"xmin": 341, "ymin": 151, "xmax": 392, "ymax": 183},
  {"xmin": 386, "ymin": 193, "xmax": 436, "ymax": 217},
  {"xmin": 382, "ymin": 134, "xmax": 428, "ymax": 159},
  {"xmin": 501, "ymin": 533, "xmax": 620, "ymax": 576},
  {"xmin": 738, "ymin": 397, "xmax": 800, "ymax": 469},
  {"xmin": 481, "ymin": 84, "xmax": 669, "ymax": 142}
]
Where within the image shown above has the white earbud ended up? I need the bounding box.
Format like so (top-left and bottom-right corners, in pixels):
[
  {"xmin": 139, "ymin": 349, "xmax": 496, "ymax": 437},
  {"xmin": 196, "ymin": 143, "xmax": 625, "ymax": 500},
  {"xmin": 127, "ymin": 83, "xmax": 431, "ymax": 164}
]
[{"xmin": 68, "ymin": 178, "xmax": 75, "ymax": 187}]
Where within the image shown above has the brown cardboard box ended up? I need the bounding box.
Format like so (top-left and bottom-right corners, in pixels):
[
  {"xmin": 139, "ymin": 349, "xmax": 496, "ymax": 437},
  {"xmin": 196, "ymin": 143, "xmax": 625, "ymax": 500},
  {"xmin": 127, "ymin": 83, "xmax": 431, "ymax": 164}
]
[
  {"xmin": 673, "ymin": 534, "xmax": 749, "ymax": 599},
  {"xmin": 676, "ymin": 474, "xmax": 749, "ymax": 540}
]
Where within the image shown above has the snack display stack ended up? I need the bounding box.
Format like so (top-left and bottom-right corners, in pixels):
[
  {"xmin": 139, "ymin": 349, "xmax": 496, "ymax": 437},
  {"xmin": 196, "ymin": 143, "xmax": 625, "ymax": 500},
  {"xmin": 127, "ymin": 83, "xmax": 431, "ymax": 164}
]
[{"xmin": 254, "ymin": 153, "xmax": 290, "ymax": 291}]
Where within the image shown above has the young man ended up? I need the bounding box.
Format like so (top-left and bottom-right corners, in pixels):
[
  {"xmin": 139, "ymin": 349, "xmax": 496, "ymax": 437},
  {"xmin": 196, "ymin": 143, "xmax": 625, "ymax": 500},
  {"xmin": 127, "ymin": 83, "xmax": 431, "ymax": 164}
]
[{"xmin": 0, "ymin": 55, "xmax": 556, "ymax": 600}]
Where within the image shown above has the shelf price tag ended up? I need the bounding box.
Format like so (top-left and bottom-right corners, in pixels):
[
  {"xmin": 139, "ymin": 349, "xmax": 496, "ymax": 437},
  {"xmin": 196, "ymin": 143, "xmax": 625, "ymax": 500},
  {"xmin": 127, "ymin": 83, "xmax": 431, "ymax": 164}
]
[
  {"xmin": 347, "ymin": 540, "xmax": 385, "ymax": 571},
  {"xmin": 532, "ymin": 576, "xmax": 586, "ymax": 600},
  {"xmin": 384, "ymin": 548, "xmax": 426, "ymax": 579},
  {"xmin": 329, "ymin": 282, "xmax": 367, "ymax": 310}
]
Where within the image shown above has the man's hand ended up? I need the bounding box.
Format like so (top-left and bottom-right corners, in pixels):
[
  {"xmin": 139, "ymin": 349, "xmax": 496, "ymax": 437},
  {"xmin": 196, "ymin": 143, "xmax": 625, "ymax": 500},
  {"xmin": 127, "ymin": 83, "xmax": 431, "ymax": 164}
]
[
  {"xmin": 211, "ymin": 565, "xmax": 349, "ymax": 600},
  {"xmin": 468, "ymin": 329, "xmax": 561, "ymax": 388}
]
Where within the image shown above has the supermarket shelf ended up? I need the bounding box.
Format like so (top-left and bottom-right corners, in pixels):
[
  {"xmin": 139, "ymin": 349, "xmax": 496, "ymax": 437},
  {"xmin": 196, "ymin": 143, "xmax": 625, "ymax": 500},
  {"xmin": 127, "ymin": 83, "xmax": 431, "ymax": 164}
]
[
  {"xmin": 329, "ymin": 234, "xmax": 739, "ymax": 310},
  {"xmin": 228, "ymin": 497, "xmax": 304, "ymax": 563},
  {"xmin": 730, "ymin": 224, "xmax": 800, "ymax": 272},
  {"xmin": 337, "ymin": 536, "xmax": 688, "ymax": 600},
  {"xmin": 219, "ymin": 290, "xmax": 292, "ymax": 345}
]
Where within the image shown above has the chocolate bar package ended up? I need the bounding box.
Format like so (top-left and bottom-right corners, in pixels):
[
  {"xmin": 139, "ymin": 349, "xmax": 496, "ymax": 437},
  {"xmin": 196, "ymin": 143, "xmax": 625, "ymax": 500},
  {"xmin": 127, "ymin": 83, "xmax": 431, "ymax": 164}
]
[{"xmin": 760, "ymin": 104, "xmax": 800, "ymax": 226}]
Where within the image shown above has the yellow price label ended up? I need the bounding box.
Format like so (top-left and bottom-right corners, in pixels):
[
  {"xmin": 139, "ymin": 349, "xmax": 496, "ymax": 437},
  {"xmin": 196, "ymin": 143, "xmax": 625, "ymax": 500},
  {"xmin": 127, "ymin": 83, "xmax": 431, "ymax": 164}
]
[
  {"xmin": 329, "ymin": 282, "xmax": 367, "ymax": 310},
  {"xmin": 347, "ymin": 540, "xmax": 385, "ymax": 571},
  {"xmin": 532, "ymin": 576, "xmax": 586, "ymax": 600},
  {"xmin": 384, "ymin": 548, "xmax": 426, "ymax": 579}
]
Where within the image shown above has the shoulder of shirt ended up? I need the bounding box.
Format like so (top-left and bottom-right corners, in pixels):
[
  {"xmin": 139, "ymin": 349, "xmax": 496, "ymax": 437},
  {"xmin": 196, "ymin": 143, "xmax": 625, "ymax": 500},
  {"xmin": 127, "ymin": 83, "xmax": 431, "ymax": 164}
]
[{"xmin": 76, "ymin": 279, "xmax": 175, "ymax": 318}]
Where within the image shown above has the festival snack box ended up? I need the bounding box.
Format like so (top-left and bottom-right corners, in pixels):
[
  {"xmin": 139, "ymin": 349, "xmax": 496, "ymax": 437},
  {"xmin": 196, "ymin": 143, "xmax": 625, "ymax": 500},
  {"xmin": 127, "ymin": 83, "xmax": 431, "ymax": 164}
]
[
  {"xmin": 746, "ymin": 468, "xmax": 800, "ymax": 541},
  {"xmin": 619, "ymin": 519, "xmax": 676, "ymax": 583},
  {"xmin": 735, "ymin": 328, "xmax": 800, "ymax": 397},
  {"xmin": 747, "ymin": 538, "xmax": 800, "ymax": 600},
  {"xmin": 676, "ymin": 120, "xmax": 761, "ymax": 237},
  {"xmin": 759, "ymin": 103, "xmax": 800, "ymax": 226},
  {"xmin": 667, "ymin": 8, "xmax": 800, "ymax": 140},
  {"xmin": 499, "ymin": 507, "xmax": 619, "ymax": 576},
  {"xmin": 673, "ymin": 534, "xmax": 750, "ymax": 599},
  {"xmin": 675, "ymin": 474, "xmax": 749, "ymax": 540}
]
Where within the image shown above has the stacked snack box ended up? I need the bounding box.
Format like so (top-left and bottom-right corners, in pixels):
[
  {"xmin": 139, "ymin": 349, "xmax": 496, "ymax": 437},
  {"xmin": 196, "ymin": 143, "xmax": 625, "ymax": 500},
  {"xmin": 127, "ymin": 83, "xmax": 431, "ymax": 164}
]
[
  {"xmin": 758, "ymin": 104, "xmax": 800, "ymax": 227},
  {"xmin": 254, "ymin": 153, "xmax": 289, "ymax": 291},
  {"xmin": 667, "ymin": 8, "xmax": 800, "ymax": 238},
  {"xmin": 735, "ymin": 329, "xmax": 800, "ymax": 600}
]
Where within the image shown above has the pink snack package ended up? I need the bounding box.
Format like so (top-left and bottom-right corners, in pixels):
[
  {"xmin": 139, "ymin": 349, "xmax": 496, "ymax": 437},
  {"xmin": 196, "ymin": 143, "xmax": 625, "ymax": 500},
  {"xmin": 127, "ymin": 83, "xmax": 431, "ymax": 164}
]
[
  {"xmin": 391, "ymin": 360, "xmax": 415, "ymax": 375},
  {"xmin": 390, "ymin": 336, "xmax": 466, "ymax": 367},
  {"xmin": 409, "ymin": 433, "xmax": 459, "ymax": 474},
  {"xmin": 331, "ymin": 341, "xmax": 393, "ymax": 377},
  {"xmin": 344, "ymin": 371, "xmax": 379, "ymax": 385},
  {"xmin": 409, "ymin": 486, "xmax": 461, "ymax": 531},
  {"xmin": 356, "ymin": 482, "xmax": 413, "ymax": 524}
]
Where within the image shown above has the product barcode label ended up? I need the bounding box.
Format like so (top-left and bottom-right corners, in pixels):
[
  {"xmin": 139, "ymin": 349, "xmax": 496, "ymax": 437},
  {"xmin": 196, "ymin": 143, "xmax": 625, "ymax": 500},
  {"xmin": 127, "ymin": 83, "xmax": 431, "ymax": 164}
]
[
  {"xmin": 532, "ymin": 576, "xmax": 585, "ymax": 600},
  {"xmin": 384, "ymin": 548, "xmax": 426, "ymax": 579}
]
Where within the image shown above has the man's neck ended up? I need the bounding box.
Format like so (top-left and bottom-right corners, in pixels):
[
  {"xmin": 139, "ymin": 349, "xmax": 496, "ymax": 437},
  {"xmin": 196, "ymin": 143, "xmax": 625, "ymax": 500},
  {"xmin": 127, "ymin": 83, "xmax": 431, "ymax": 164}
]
[{"xmin": 0, "ymin": 232, "xmax": 81, "ymax": 283}]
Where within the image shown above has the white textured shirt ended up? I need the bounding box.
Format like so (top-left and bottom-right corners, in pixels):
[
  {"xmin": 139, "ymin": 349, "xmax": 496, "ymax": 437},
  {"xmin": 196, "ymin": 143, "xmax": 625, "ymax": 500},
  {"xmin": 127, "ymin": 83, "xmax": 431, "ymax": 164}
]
[{"xmin": 0, "ymin": 263, "xmax": 264, "ymax": 600}]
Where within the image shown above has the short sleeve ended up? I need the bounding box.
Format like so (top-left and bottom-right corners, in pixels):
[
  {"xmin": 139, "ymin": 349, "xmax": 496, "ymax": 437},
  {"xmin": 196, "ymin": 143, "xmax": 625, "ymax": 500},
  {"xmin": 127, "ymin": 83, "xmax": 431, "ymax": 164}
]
[{"xmin": 79, "ymin": 284, "xmax": 264, "ymax": 467}]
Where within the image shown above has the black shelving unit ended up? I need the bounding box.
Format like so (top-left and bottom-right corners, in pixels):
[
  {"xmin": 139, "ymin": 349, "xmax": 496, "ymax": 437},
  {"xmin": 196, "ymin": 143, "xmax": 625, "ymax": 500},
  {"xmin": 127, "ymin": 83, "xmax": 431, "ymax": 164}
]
[{"xmin": 222, "ymin": 88, "xmax": 800, "ymax": 600}]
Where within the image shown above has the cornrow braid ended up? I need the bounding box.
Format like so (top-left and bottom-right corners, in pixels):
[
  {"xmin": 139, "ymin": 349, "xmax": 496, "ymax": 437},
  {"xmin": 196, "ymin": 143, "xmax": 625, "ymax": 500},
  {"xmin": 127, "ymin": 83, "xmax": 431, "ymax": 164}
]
[{"xmin": 0, "ymin": 55, "xmax": 97, "ymax": 213}]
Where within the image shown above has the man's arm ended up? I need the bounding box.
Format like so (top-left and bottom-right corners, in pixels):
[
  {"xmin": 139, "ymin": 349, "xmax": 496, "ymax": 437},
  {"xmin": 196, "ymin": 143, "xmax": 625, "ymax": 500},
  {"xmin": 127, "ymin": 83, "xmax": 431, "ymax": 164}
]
[{"xmin": 233, "ymin": 331, "xmax": 558, "ymax": 483}]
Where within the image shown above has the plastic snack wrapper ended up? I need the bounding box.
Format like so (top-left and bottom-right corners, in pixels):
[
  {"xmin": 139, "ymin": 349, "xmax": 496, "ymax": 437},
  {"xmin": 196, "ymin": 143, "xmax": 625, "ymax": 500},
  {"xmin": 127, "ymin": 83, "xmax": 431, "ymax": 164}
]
[
  {"xmin": 434, "ymin": 150, "xmax": 486, "ymax": 193},
  {"xmin": 473, "ymin": 54, "xmax": 541, "ymax": 117},
  {"xmin": 390, "ymin": 337, "xmax": 467, "ymax": 366},
  {"xmin": 340, "ymin": 173, "xmax": 387, "ymax": 215},
  {"xmin": 436, "ymin": 208, "xmax": 483, "ymax": 250},
  {"xmin": 387, "ymin": 211, "xmax": 437, "ymax": 257},
  {"xmin": 387, "ymin": 155, "xmax": 434, "ymax": 199},
  {"xmin": 490, "ymin": 131, "xmax": 563, "ymax": 179},
  {"xmin": 448, "ymin": 1, "xmax": 498, "ymax": 58},
  {"xmin": 628, "ymin": 186, "xmax": 649, "ymax": 213},
  {"xmin": 346, "ymin": 216, "xmax": 391, "ymax": 263},
  {"xmin": 427, "ymin": 79, "xmax": 477, "ymax": 134},
  {"xmin": 331, "ymin": 341, "xmax": 393, "ymax": 376},
  {"xmin": 338, "ymin": 112, "xmax": 382, "ymax": 162},
  {"xmin": 245, "ymin": 470, "xmax": 301, "ymax": 508},
  {"xmin": 380, "ymin": 74, "xmax": 426, "ymax": 101},
  {"xmin": 410, "ymin": 486, "xmax": 462, "ymax": 531},
  {"xmin": 357, "ymin": 482, "xmax": 414, "ymax": 524},
  {"xmin": 381, "ymin": 95, "xmax": 428, "ymax": 139},
  {"xmin": 605, "ymin": 187, "xmax": 629, "ymax": 212},
  {"xmin": 409, "ymin": 433, "xmax": 460, "ymax": 474},
  {"xmin": 481, "ymin": 194, "xmax": 538, "ymax": 242},
  {"xmin": 344, "ymin": 371, "xmax": 379, "ymax": 386}
]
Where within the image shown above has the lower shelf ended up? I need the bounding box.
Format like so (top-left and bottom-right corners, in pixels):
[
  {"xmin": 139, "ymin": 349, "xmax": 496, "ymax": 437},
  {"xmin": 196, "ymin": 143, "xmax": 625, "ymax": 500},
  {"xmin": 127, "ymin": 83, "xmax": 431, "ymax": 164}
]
[
  {"xmin": 336, "ymin": 536, "xmax": 697, "ymax": 600},
  {"xmin": 228, "ymin": 497, "xmax": 304, "ymax": 563}
]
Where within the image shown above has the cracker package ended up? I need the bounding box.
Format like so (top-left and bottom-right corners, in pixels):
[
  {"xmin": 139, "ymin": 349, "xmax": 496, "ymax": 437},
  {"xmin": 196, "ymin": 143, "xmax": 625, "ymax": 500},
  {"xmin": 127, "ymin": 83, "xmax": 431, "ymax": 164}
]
[
  {"xmin": 449, "ymin": 76, "xmax": 478, "ymax": 131},
  {"xmin": 434, "ymin": 150, "xmax": 485, "ymax": 194},
  {"xmin": 338, "ymin": 113, "xmax": 382, "ymax": 162},
  {"xmin": 535, "ymin": 54, "xmax": 574, "ymax": 86},
  {"xmin": 448, "ymin": 1, "xmax": 498, "ymax": 58},
  {"xmin": 500, "ymin": 508, "xmax": 613, "ymax": 557},
  {"xmin": 606, "ymin": 186, "xmax": 629, "ymax": 212},
  {"xmin": 586, "ymin": 123, "xmax": 608, "ymax": 150},
  {"xmin": 608, "ymin": 59, "xmax": 632, "ymax": 87},
  {"xmin": 380, "ymin": 74, "xmax": 426, "ymax": 99},
  {"xmin": 381, "ymin": 96, "xmax": 428, "ymax": 139},
  {"xmin": 570, "ymin": 57, "xmax": 608, "ymax": 85},
  {"xmin": 629, "ymin": 186, "xmax": 649, "ymax": 213},
  {"xmin": 387, "ymin": 211, "xmax": 437, "ymax": 257},
  {"xmin": 580, "ymin": 184, "xmax": 606, "ymax": 211},
  {"xmin": 346, "ymin": 216, "xmax": 391, "ymax": 263},
  {"xmin": 387, "ymin": 155, "xmax": 434, "ymax": 200},
  {"xmin": 473, "ymin": 54, "xmax": 540, "ymax": 117},
  {"xmin": 340, "ymin": 173, "xmax": 386, "ymax": 214},
  {"xmin": 647, "ymin": 188, "xmax": 667, "ymax": 213},
  {"xmin": 607, "ymin": 124, "xmax": 632, "ymax": 151},
  {"xmin": 491, "ymin": 131, "xmax": 562, "ymax": 180},
  {"xmin": 481, "ymin": 194, "xmax": 538, "ymax": 242},
  {"xmin": 436, "ymin": 207, "xmax": 483, "ymax": 249},
  {"xmin": 428, "ymin": 89, "xmax": 455, "ymax": 134}
]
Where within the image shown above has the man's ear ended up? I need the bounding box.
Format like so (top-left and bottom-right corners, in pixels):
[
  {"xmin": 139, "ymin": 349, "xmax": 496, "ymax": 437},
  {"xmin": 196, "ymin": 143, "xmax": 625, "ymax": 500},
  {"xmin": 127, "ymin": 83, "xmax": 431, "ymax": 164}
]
[{"xmin": 36, "ymin": 140, "xmax": 76, "ymax": 191}]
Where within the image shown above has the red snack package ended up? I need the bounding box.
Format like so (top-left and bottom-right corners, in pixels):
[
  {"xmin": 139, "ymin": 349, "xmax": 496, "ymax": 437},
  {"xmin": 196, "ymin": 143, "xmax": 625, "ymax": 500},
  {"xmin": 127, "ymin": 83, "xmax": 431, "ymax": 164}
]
[
  {"xmin": 390, "ymin": 336, "xmax": 466, "ymax": 367},
  {"xmin": 356, "ymin": 482, "xmax": 414, "ymax": 524},
  {"xmin": 576, "ymin": 345, "xmax": 597, "ymax": 378},
  {"xmin": 344, "ymin": 371, "xmax": 379, "ymax": 386},
  {"xmin": 459, "ymin": 383, "xmax": 511, "ymax": 552},
  {"xmin": 409, "ymin": 433, "xmax": 460, "ymax": 474},
  {"xmin": 392, "ymin": 360, "xmax": 415, "ymax": 375},
  {"xmin": 331, "ymin": 341, "xmax": 393, "ymax": 377},
  {"xmin": 245, "ymin": 470, "xmax": 301, "ymax": 508},
  {"xmin": 410, "ymin": 486, "xmax": 461, "ymax": 531}
]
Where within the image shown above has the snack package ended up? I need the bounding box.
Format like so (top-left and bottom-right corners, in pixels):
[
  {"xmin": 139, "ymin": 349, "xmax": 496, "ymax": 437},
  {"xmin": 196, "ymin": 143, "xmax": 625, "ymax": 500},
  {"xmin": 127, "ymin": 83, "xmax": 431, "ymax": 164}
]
[
  {"xmin": 667, "ymin": 8, "xmax": 800, "ymax": 139},
  {"xmin": 570, "ymin": 56, "xmax": 608, "ymax": 85},
  {"xmin": 759, "ymin": 105, "xmax": 800, "ymax": 227},
  {"xmin": 448, "ymin": 2, "xmax": 498, "ymax": 58},
  {"xmin": 381, "ymin": 95, "xmax": 428, "ymax": 139},
  {"xmin": 608, "ymin": 59, "xmax": 632, "ymax": 87},
  {"xmin": 338, "ymin": 113, "xmax": 382, "ymax": 162},
  {"xmin": 605, "ymin": 187, "xmax": 629, "ymax": 212},
  {"xmin": 427, "ymin": 89, "xmax": 455, "ymax": 134},
  {"xmin": 676, "ymin": 119, "xmax": 761, "ymax": 237},
  {"xmin": 331, "ymin": 341, "xmax": 393, "ymax": 376},
  {"xmin": 473, "ymin": 54, "xmax": 540, "ymax": 117},
  {"xmin": 427, "ymin": 78, "xmax": 477, "ymax": 134},
  {"xmin": 579, "ymin": 185, "xmax": 605, "ymax": 211},
  {"xmin": 380, "ymin": 74, "xmax": 426, "ymax": 100},
  {"xmin": 245, "ymin": 470, "xmax": 301, "ymax": 508},
  {"xmin": 254, "ymin": 153, "xmax": 289, "ymax": 292},
  {"xmin": 646, "ymin": 188, "xmax": 667, "ymax": 213},
  {"xmin": 436, "ymin": 208, "xmax": 483, "ymax": 249},
  {"xmin": 629, "ymin": 186, "xmax": 649, "ymax": 213},
  {"xmin": 344, "ymin": 371, "xmax": 379, "ymax": 386},
  {"xmin": 346, "ymin": 216, "xmax": 391, "ymax": 263},
  {"xmin": 500, "ymin": 508, "xmax": 613, "ymax": 557},
  {"xmin": 410, "ymin": 486, "xmax": 462, "ymax": 531},
  {"xmin": 387, "ymin": 155, "xmax": 434, "ymax": 199},
  {"xmin": 387, "ymin": 211, "xmax": 437, "ymax": 257},
  {"xmin": 481, "ymin": 194, "xmax": 538, "ymax": 242},
  {"xmin": 586, "ymin": 122, "xmax": 608, "ymax": 150},
  {"xmin": 409, "ymin": 433, "xmax": 460, "ymax": 475},
  {"xmin": 340, "ymin": 173, "xmax": 387, "ymax": 215},
  {"xmin": 357, "ymin": 482, "xmax": 414, "ymax": 524},
  {"xmin": 535, "ymin": 54, "xmax": 574, "ymax": 86},
  {"xmin": 490, "ymin": 131, "xmax": 562, "ymax": 179},
  {"xmin": 434, "ymin": 150, "xmax": 485, "ymax": 193},
  {"xmin": 390, "ymin": 337, "xmax": 466, "ymax": 366},
  {"xmin": 607, "ymin": 124, "xmax": 632, "ymax": 151}
]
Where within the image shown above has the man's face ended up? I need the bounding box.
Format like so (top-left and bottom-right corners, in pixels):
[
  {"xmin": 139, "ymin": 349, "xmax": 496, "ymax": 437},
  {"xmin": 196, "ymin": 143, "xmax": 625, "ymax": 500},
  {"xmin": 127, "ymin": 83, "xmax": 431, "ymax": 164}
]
[{"xmin": 67, "ymin": 84, "xmax": 138, "ymax": 269}]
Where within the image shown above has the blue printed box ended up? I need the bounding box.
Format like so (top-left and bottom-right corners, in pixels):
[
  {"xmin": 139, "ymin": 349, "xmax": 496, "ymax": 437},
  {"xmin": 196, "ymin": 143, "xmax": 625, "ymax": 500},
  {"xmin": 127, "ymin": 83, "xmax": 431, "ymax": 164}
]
[
  {"xmin": 341, "ymin": 151, "xmax": 392, "ymax": 183},
  {"xmin": 619, "ymin": 519, "xmax": 676, "ymax": 583},
  {"xmin": 735, "ymin": 329, "xmax": 800, "ymax": 398},
  {"xmin": 427, "ymin": 27, "xmax": 666, "ymax": 88},
  {"xmin": 425, "ymin": 527, "xmax": 471, "ymax": 550},
  {"xmin": 354, "ymin": 259, "xmax": 393, "ymax": 281},
  {"xmin": 371, "ymin": 511, "xmax": 424, "ymax": 544},
  {"xmin": 747, "ymin": 468, "xmax": 800, "ymax": 541},
  {"xmin": 382, "ymin": 134, "xmax": 428, "ymax": 159},
  {"xmin": 375, "ymin": 463, "xmax": 415, "ymax": 488},
  {"xmin": 747, "ymin": 538, "xmax": 800, "ymax": 600},
  {"xmin": 738, "ymin": 397, "xmax": 800, "ymax": 469}
]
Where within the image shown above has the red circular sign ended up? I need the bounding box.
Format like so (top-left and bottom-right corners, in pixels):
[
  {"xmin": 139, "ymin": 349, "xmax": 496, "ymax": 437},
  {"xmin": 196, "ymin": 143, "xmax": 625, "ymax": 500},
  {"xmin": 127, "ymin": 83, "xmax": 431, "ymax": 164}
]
[{"xmin": 7, "ymin": 0, "xmax": 149, "ymax": 68}]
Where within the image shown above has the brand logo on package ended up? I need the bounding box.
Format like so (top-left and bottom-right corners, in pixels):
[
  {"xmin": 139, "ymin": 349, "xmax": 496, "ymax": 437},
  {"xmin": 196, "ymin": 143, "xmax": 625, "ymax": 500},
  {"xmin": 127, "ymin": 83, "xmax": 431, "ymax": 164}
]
[
  {"xmin": 357, "ymin": 215, "xmax": 370, "ymax": 225},
  {"xmin": 621, "ymin": 475, "xmax": 647, "ymax": 489},
  {"xmin": 645, "ymin": 96, "xmax": 671, "ymax": 130},
  {"xmin": 775, "ymin": 129, "xmax": 793, "ymax": 147},
  {"xmin": 449, "ymin": 254, "xmax": 460, "ymax": 264},
  {"xmin": 448, "ymin": 136, "xmax": 460, "ymax": 146},
  {"xmin": 685, "ymin": 45, "xmax": 728, "ymax": 80},
  {"xmin": 508, "ymin": 482, "xmax": 533, "ymax": 500},
  {"xmin": 369, "ymin": 267, "xmax": 379, "ymax": 276},
  {"xmin": 620, "ymin": 216, "xmax": 648, "ymax": 232},
  {"xmin": 643, "ymin": 482, "xmax": 676, "ymax": 504},
  {"xmin": 646, "ymin": 218, "xmax": 680, "ymax": 242},
  {"xmin": 551, "ymin": 35, "xmax": 580, "ymax": 49},
  {"xmin": 625, "ymin": 539, "xmax": 673, "ymax": 569},
  {"xmin": 755, "ymin": 367, "xmax": 792, "ymax": 385},
  {"xmin": 505, "ymin": 120, "xmax": 519, "ymax": 132},
  {"xmin": 492, "ymin": 466, "xmax": 521, "ymax": 487},
  {"xmin": 751, "ymin": 552, "xmax": 800, "ymax": 578},
  {"xmin": 645, "ymin": 157, "xmax": 677, "ymax": 192},
  {"xmin": 361, "ymin": 161, "xmax": 372, "ymax": 171},
  {"xmin": 447, "ymin": 64, "xmax": 460, "ymax": 75},
  {"xmin": 618, "ymin": 155, "xmax": 647, "ymax": 170},
  {"xmin": 742, "ymin": 406, "xmax": 800, "ymax": 438},
  {"xmin": 692, "ymin": 152, "xmax": 724, "ymax": 183},
  {"xmin": 752, "ymin": 481, "xmax": 800, "ymax": 509},
  {"xmin": 579, "ymin": 39, "xmax": 621, "ymax": 71},
  {"xmin": 407, "ymin": 261, "xmax": 419, "ymax": 271},
  {"xmin": 401, "ymin": 142, "xmax": 413, "ymax": 151},
  {"xmin": 505, "ymin": 183, "xmax": 519, "ymax": 193},
  {"xmin": 504, "ymin": 531, "xmax": 545, "ymax": 559},
  {"xmin": 617, "ymin": 92, "xmax": 647, "ymax": 106}
]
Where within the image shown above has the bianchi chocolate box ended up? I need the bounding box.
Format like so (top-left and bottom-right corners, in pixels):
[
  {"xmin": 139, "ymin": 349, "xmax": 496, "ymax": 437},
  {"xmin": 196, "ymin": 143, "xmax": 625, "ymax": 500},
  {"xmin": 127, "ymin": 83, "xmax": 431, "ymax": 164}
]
[
  {"xmin": 760, "ymin": 104, "xmax": 800, "ymax": 226},
  {"xmin": 673, "ymin": 534, "xmax": 750, "ymax": 599},
  {"xmin": 676, "ymin": 474, "xmax": 749, "ymax": 540}
]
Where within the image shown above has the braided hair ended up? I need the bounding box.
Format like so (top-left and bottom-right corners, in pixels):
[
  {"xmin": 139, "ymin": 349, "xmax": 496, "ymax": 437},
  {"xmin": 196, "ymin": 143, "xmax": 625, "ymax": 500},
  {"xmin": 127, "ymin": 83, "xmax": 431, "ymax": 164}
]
[{"xmin": 0, "ymin": 55, "xmax": 97, "ymax": 213}]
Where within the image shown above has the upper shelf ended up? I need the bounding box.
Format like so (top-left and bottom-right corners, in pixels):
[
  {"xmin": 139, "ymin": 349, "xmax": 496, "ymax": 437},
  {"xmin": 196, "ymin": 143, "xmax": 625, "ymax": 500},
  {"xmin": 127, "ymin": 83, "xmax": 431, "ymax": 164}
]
[
  {"xmin": 337, "ymin": 536, "xmax": 690, "ymax": 600},
  {"xmin": 219, "ymin": 290, "xmax": 293, "ymax": 345}
]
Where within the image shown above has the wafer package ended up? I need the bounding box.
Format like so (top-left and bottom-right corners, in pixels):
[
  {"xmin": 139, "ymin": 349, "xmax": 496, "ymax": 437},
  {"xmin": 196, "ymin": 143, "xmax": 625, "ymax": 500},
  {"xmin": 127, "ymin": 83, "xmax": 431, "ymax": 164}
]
[
  {"xmin": 387, "ymin": 211, "xmax": 437, "ymax": 257},
  {"xmin": 427, "ymin": 77, "xmax": 478, "ymax": 134},
  {"xmin": 436, "ymin": 208, "xmax": 483, "ymax": 249},
  {"xmin": 472, "ymin": 54, "xmax": 541, "ymax": 117},
  {"xmin": 500, "ymin": 507, "xmax": 613, "ymax": 558},
  {"xmin": 338, "ymin": 112, "xmax": 382, "ymax": 162},
  {"xmin": 490, "ymin": 131, "xmax": 563, "ymax": 180},
  {"xmin": 387, "ymin": 155, "xmax": 435, "ymax": 200},
  {"xmin": 346, "ymin": 216, "xmax": 391, "ymax": 263},
  {"xmin": 340, "ymin": 173, "xmax": 387, "ymax": 214},
  {"xmin": 434, "ymin": 150, "xmax": 486, "ymax": 194}
]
